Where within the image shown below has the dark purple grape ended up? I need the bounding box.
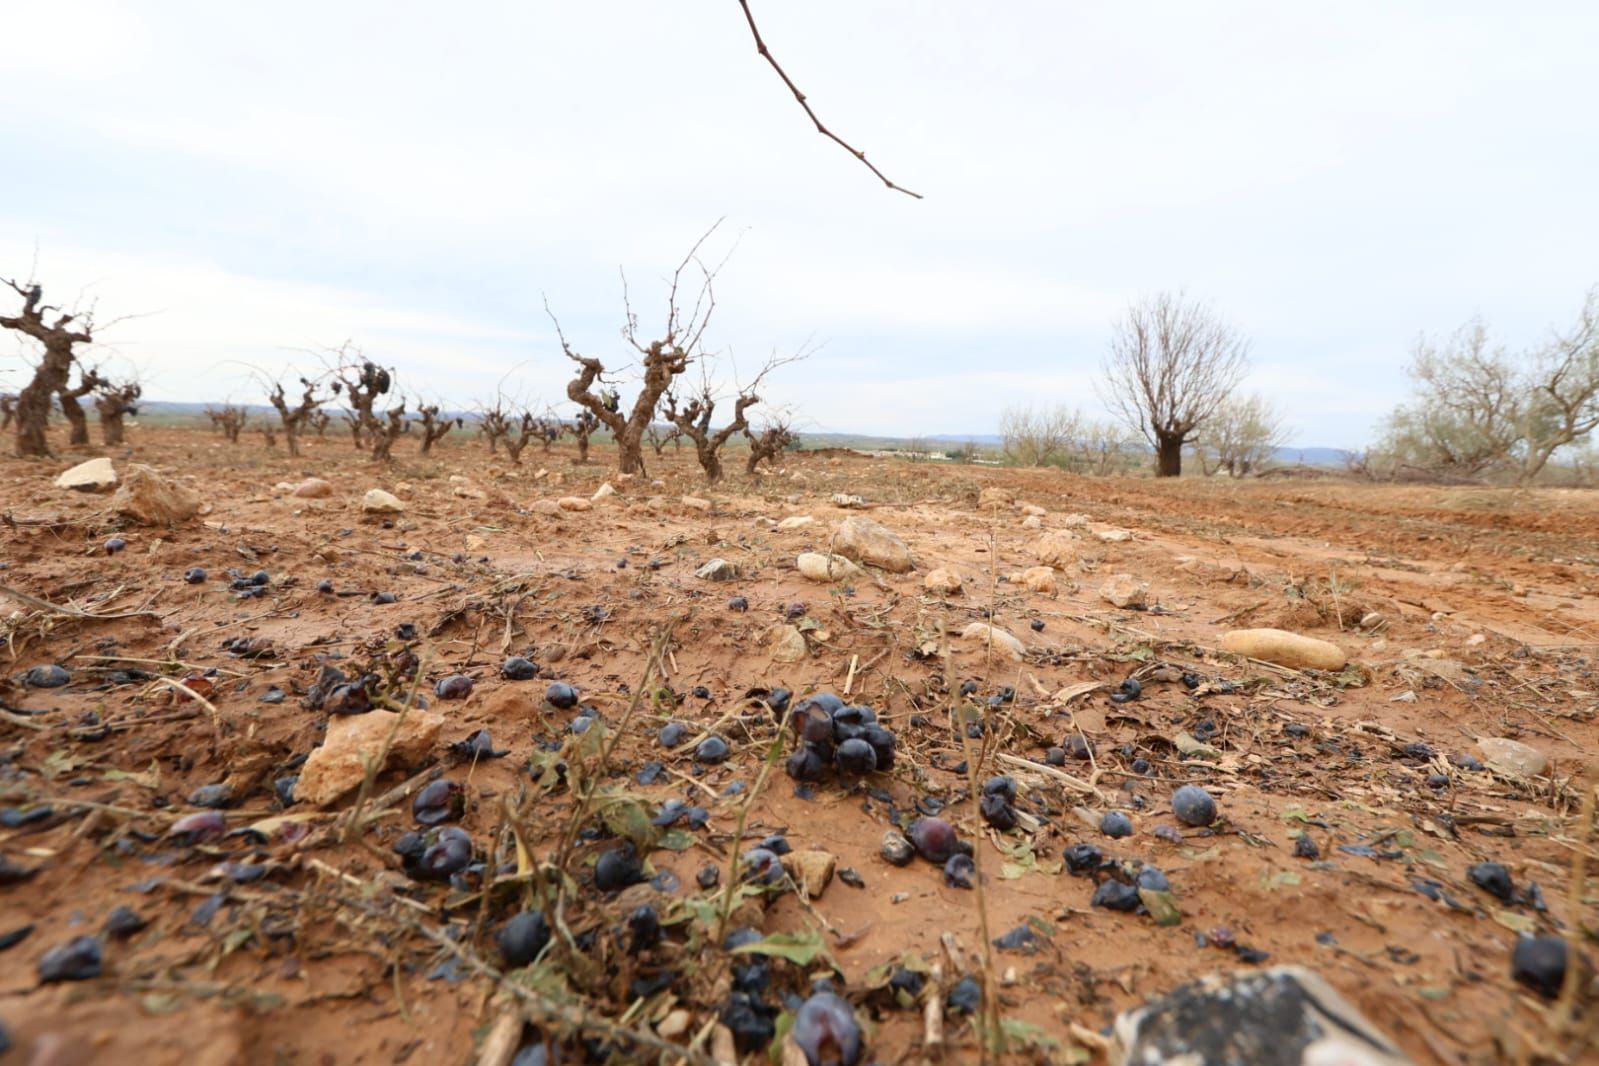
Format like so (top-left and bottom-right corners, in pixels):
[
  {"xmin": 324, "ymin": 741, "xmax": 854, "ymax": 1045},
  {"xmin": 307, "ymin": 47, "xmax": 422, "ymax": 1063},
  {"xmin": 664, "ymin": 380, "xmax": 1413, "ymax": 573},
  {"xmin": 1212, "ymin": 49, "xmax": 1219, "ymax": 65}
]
[
  {"xmin": 740, "ymin": 847, "xmax": 784, "ymax": 885},
  {"xmin": 946, "ymin": 976, "xmax": 981, "ymax": 1014},
  {"xmin": 393, "ymin": 830, "xmax": 427, "ymax": 864},
  {"xmin": 1118, "ymin": 677, "xmax": 1142, "ymax": 700},
  {"xmin": 545, "ymin": 682, "xmax": 578, "ymax": 709},
  {"xmin": 1171, "ymin": 785, "xmax": 1217, "ymax": 827},
  {"xmin": 413, "ymin": 779, "xmax": 464, "ymax": 826},
  {"xmin": 496, "ymin": 910, "xmax": 551, "ymax": 968},
  {"xmin": 727, "ymin": 595, "xmax": 749, "ymax": 611},
  {"xmin": 37, "ymin": 935, "xmax": 102, "ymax": 982},
  {"xmin": 695, "ymin": 736, "xmax": 731, "ymax": 764},
  {"xmin": 1468, "ymin": 862, "xmax": 1515, "ymax": 903},
  {"xmin": 168, "ymin": 810, "xmax": 226, "ymax": 845},
  {"xmin": 1293, "ymin": 834, "xmax": 1320, "ymax": 860},
  {"xmin": 324, "ymin": 681, "xmax": 372, "ymax": 715},
  {"xmin": 862, "ymin": 725, "xmax": 897, "ymax": 770},
  {"xmin": 1064, "ymin": 843, "xmax": 1103, "ymax": 875},
  {"xmin": 1100, "ymin": 811, "xmax": 1134, "ymax": 838},
  {"xmin": 103, "ymin": 906, "xmax": 147, "ymax": 939},
  {"xmin": 781, "ymin": 745, "xmax": 827, "ymax": 786},
  {"xmin": 627, "ymin": 905, "xmax": 662, "ymax": 953},
  {"xmin": 722, "ymin": 993, "xmax": 777, "ymax": 1054},
  {"xmin": 595, "ymin": 842, "xmax": 644, "ymax": 892},
  {"xmin": 434, "ymin": 674, "xmax": 474, "ymax": 700},
  {"xmin": 943, "ymin": 853, "xmax": 976, "ymax": 889},
  {"xmin": 23, "ymin": 664, "xmax": 70, "ymax": 689},
  {"xmin": 791, "ymin": 991, "xmax": 863, "ymax": 1066},
  {"xmin": 316, "ymin": 579, "xmax": 334, "ymax": 594},
  {"xmin": 908, "ymin": 818, "xmax": 958, "ymax": 864},
  {"xmin": 187, "ymin": 783, "xmax": 232, "ymax": 809},
  {"xmin": 888, "ymin": 967, "xmax": 925, "ymax": 1001},
  {"xmin": 1130, "ymin": 757, "xmax": 1152, "ymax": 775},
  {"xmin": 1091, "ymin": 880, "xmax": 1140, "ymax": 911},
  {"xmin": 104, "ymin": 537, "xmax": 127, "ymax": 554},
  {"xmin": 1136, "ymin": 866, "xmax": 1170, "ymax": 891},
  {"xmin": 450, "ymin": 729, "xmax": 506, "ymax": 759},
  {"xmin": 502, "ymin": 656, "xmax": 539, "ymax": 681},
  {"xmin": 373, "ymin": 591, "xmax": 397, "ymax": 604},
  {"xmin": 1062, "ymin": 735, "xmax": 1095, "ymax": 760},
  {"xmin": 765, "ymin": 687, "xmax": 792, "ymax": 718},
  {"xmin": 1512, "ymin": 935, "xmax": 1569, "ymax": 998},
  {"xmin": 797, "ymin": 692, "xmax": 844, "ymax": 718},
  {"xmin": 659, "ymin": 722, "xmax": 688, "ymax": 748},
  {"xmin": 834, "ymin": 738, "xmax": 877, "ymax": 775},
  {"xmin": 793, "ymin": 705, "xmax": 835, "ymax": 748},
  {"xmin": 979, "ymin": 792, "xmax": 1017, "ymax": 831},
  {"xmin": 415, "ymin": 827, "xmax": 473, "ymax": 881},
  {"xmin": 183, "ymin": 567, "xmax": 207, "ymax": 584},
  {"xmin": 982, "ymin": 775, "xmax": 1017, "ymax": 801}
]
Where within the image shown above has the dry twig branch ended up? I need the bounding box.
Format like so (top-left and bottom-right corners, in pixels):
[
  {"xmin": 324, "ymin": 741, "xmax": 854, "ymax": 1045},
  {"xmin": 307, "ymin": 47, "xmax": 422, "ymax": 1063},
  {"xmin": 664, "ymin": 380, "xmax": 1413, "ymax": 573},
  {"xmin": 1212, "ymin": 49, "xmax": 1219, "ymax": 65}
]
[{"xmin": 735, "ymin": 0, "xmax": 922, "ymax": 199}]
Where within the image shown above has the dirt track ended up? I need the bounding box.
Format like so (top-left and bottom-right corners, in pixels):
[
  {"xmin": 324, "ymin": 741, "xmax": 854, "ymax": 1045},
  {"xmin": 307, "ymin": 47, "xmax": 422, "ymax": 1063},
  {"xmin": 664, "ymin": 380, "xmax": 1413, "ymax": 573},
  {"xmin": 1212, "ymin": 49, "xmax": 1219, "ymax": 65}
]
[{"xmin": 2, "ymin": 429, "xmax": 1596, "ymax": 1065}]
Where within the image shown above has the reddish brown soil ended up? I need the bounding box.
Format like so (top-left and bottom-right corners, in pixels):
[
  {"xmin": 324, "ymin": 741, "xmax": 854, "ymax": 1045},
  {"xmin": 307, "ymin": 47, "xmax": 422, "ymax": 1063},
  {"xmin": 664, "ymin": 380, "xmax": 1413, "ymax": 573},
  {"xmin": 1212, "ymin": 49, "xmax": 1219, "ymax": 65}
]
[{"xmin": 1, "ymin": 428, "xmax": 1596, "ymax": 1065}]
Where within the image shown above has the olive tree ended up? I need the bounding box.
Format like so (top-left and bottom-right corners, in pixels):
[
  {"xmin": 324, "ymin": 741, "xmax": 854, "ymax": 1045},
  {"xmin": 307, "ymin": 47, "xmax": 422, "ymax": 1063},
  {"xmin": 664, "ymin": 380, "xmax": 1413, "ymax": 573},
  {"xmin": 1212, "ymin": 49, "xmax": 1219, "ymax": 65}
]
[
  {"xmin": 1196, "ymin": 393, "xmax": 1288, "ymax": 477},
  {"xmin": 1100, "ymin": 291, "xmax": 1251, "ymax": 477}
]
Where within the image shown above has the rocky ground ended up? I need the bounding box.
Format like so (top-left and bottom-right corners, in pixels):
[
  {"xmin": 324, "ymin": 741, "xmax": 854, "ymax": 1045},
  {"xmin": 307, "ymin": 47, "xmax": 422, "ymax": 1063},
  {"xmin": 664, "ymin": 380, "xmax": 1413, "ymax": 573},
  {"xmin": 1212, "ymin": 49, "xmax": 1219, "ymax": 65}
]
[{"xmin": 1, "ymin": 427, "xmax": 1596, "ymax": 1065}]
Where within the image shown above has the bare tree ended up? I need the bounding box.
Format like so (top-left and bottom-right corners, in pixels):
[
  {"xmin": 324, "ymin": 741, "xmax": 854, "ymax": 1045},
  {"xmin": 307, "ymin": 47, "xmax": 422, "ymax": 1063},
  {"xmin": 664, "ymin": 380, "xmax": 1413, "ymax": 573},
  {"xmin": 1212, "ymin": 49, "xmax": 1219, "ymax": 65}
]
[
  {"xmin": 0, "ymin": 392, "xmax": 16, "ymax": 432},
  {"xmin": 205, "ymin": 403, "xmax": 248, "ymax": 443},
  {"xmin": 661, "ymin": 353, "xmax": 798, "ymax": 483},
  {"xmin": 1196, "ymin": 393, "xmax": 1289, "ymax": 477},
  {"xmin": 93, "ymin": 377, "xmax": 143, "ymax": 446},
  {"xmin": 367, "ymin": 399, "xmax": 408, "ymax": 462},
  {"xmin": 568, "ymin": 408, "xmax": 600, "ymax": 464},
  {"xmin": 1378, "ymin": 291, "xmax": 1599, "ymax": 484},
  {"xmin": 415, "ymin": 403, "xmax": 460, "ymax": 455},
  {"xmin": 550, "ymin": 227, "xmax": 724, "ymax": 476},
  {"xmin": 744, "ymin": 413, "xmax": 797, "ymax": 474},
  {"xmin": 999, "ymin": 403, "xmax": 1080, "ymax": 467},
  {"xmin": 57, "ymin": 365, "xmax": 105, "ymax": 446},
  {"xmin": 645, "ymin": 420, "xmax": 682, "ymax": 456},
  {"xmin": 1072, "ymin": 420, "xmax": 1142, "ymax": 476},
  {"xmin": 478, "ymin": 399, "xmax": 512, "ymax": 454},
  {"xmin": 2, "ymin": 278, "xmax": 96, "ymax": 457},
  {"xmin": 329, "ymin": 348, "xmax": 395, "ymax": 452},
  {"xmin": 1100, "ymin": 292, "xmax": 1251, "ymax": 477},
  {"xmin": 261, "ymin": 371, "xmax": 338, "ymax": 458}
]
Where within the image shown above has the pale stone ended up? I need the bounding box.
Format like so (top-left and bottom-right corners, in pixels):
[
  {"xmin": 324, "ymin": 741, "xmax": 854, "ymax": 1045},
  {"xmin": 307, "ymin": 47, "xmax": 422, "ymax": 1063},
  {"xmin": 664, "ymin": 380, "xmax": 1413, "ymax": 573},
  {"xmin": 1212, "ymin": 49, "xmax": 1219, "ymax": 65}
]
[
  {"xmin": 1476, "ymin": 737, "xmax": 1548, "ymax": 777},
  {"xmin": 833, "ymin": 515, "xmax": 913, "ymax": 572},
  {"xmin": 1021, "ymin": 503, "xmax": 1047, "ymax": 517},
  {"xmin": 1062, "ymin": 513, "xmax": 1090, "ymax": 527},
  {"xmin": 776, "ymin": 515, "xmax": 814, "ymax": 530},
  {"xmin": 1220, "ymin": 629, "xmax": 1347, "ymax": 671},
  {"xmin": 978, "ymin": 486, "xmax": 1015, "ymax": 508},
  {"xmin": 924, "ymin": 568, "xmax": 963, "ymax": 595},
  {"xmin": 556, "ymin": 496, "xmax": 591, "ymax": 512},
  {"xmin": 797, "ymin": 552, "xmax": 862, "ymax": 582},
  {"xmin": 960, "ymin": 622, "xmax": 1025, "ymax": 660},
  {"xmin": 769, "ymin": 624, "xmax": 809, "ymax": 662},
  {"xmin": 1021, "ymin": 515, "xmax": 1043, "ymax": 530},
  {"xmin": 829, "ymin": 493, "xmax": 865, "ymax": 508},
  {"xmin": 781, "ymin": 849, "xmax": 837, "ymax": 899},
  {"xmin": 681, "ymin": 495, "xmax": 712, "ymax": 511},
  {"xmin": 657, "ymin": 1010, "xmax": 692, "ymax": 1040},
  {"xmin": 361, "ymin": 488, "xmax": 404, "ymax": 514},
  {"xmin": 296, "ymin": 706, "xmax": 445, "ymax": 807},
  {"xmin": 291, "ymin": 477, "xmax": 333, "ymax": 499},
  {"xmin": 111, "ymin": 464, "xmax": 202, "ymax": 525},
  {"xmin": 529, "ymin": 499, "xmax": 562, "ymax": 516},
  {"xmin": 696, "ymin": 558, "xmax": 737, "ymax": 581},
  {"xmin": 1036, "ymin": 529, "xmax": 1078, "ymax": 569},
  {"xmin": 592, "ymin": 482, "xmax": 616, "ymax": 500},
  {"xmin": 1017, "ymin": 566, "xmax": 1057, "ymax": 594},
  {"xmin": 54, "ymin": 457, "xmax": 117, "ymax": 493},
  {"xmin": 1096, "ymin": 528, "xmax": 1134, "ymax": 542},
  {"xmin": 1358, "ymin": 612, "xmax": 1385, "ymax": 630},
  {"xmin": 1099, "ymin": 573, "xmax": 1148, "ymax": 609}
]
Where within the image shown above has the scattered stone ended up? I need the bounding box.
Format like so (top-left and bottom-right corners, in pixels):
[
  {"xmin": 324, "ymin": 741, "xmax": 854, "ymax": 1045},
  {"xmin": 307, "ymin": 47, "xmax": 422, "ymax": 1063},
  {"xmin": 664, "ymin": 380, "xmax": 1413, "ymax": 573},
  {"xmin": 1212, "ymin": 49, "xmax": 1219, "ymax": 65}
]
[
  {"xmin": 1016, "ymin": 566, "xmax": 1057, "ymax": 594},
  {"xmin": 769, "ymin": 625, "xmax": 809, "ymax": 663},
  {"xmin": 657, "ymin": 1010, "xmax": 692, "ymax": 1040},
  {"xmin": 833, "ymin": 516, "xmax": 913, "ymax": 572},
  {"xmin": 111, "ymin": 465, "xmax": 203, "ymax": 525},
  {"xmin": 1062, "ymin": 513, "xmax": 1090, "ymax": 527},
  {"xmin": 1220, "ymin": 629, "xmax": 1347, "ymax": 671},
  {"xmin": 556, "ymin": 496, "xmax": 592, "ymax": 512},
  {"xmin": 1021, "ymin": 515, "xmax": 1043, "ymax": 530},
  {"xmin": 880, "ymin": 830, "xmax": 915, "ymax": 866},
  {"xmin": 291, "ymin": 477, "xmax": 333, "ymax": 499},
  {"xmin": 829, "ymin": 493, "xmax": 866, "ymax": 508},
  {"xmin": 1099, "ymin": 573, "xmax": 1148, "ymax": 609},
  {"xmin": 776, "ymin": 515, "xmax": 814, "ymax": 530},
  {"xmin": 1021, "ymin": 503, "xmax": 1047, "ymax": 517},
  {"xmin": 297, "ymin": 706, "xmax": 445, "ymax": 806},
  {"xmin": 1359, "ymin": 611, "xmax": 1385, "ymax": 630},
  {"xmin": 54, "ymin": 457, "xmax": 117, "ymax": 493},
  {"xmin": 1095, "ymin": 528, "xmax": 1134, "ymax": 543},
  {"xmin": 959, "ymin": 622, "xmax": 1025, "ymax": 661},
  {"xmin": 592, "ymin": 482, "xmax": 616, "ymax": 501},
  {"xmin": 680, "ymin": 495, "xmax": 712, "ymax": 511},
  {"xmin": 797, "ymin": 552, "xmax": 862, "ymax": 582},
  {"xmin": 1035, "ymin": 530, "xmax": 1078, "ymax": 569},
  {"xmin": 782, "ymin": 849, "xmax": 837, "ymax": 898},
  {"xmin": 695, "ymin": 558, "xmax": 737, "ymax": 582},
  {"xmin": 361, "ymin": 489, "xmax": 405, "ymax": 515},
  {"xmin": 1113, "ymin": 967, "xmax": 1407, "ymax": 1066},
  {"xmin": 923, "ymin": 568, "xmax": 963, "ymax": 595},
  {"xmin": 1476, "ymin": 737, "xmax": 1548, "ymax": 777},
  {"xmin": 529, "ymin": 499, "xmax": 562, "ymax": 516},
  {"xmin": 978, "ymin": 487, "xmax": 1015, "ymax": 508}
]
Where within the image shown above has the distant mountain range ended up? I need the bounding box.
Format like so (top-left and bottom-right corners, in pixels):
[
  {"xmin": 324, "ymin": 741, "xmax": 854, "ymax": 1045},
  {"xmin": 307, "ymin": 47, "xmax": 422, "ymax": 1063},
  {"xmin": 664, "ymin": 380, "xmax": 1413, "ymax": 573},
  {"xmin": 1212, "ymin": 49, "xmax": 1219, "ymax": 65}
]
[{"xmin": 139, "ymin": 402, "xmax": 1349, "ymax": 467}]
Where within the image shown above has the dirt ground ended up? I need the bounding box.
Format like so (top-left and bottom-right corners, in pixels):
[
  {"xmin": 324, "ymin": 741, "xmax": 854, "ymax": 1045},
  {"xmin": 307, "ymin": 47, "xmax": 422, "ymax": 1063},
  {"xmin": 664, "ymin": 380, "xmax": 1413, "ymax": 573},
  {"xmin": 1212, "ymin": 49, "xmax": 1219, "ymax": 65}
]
[{"xmin": 1, "ymin": 426, "xmax": 1596, "ymax": 1066}]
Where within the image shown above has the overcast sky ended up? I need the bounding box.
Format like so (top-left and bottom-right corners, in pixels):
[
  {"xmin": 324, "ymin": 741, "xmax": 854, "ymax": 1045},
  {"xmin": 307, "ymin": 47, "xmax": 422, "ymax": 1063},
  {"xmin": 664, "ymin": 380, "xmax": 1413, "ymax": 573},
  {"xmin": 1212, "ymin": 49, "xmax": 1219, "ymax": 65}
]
[{"xmin": 3, "ymin": 2, "xmax": 1596, "ymax": 447}]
